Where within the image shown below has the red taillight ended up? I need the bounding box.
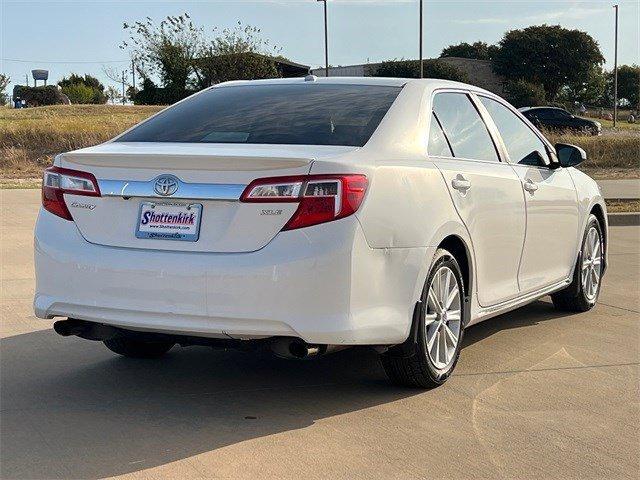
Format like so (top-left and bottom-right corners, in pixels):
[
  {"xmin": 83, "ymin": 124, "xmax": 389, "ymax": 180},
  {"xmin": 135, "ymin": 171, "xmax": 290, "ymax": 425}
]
[
  {"xmin": 241, "ymin": 174, "xmax": 368, "ymax": 230},
  {"xmin": 42, "ymin": 166, "xmax": 101, "ymax": 220}
]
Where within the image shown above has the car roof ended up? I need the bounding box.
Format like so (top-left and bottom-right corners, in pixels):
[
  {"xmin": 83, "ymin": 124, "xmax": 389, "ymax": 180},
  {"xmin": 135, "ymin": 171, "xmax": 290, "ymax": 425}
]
[
  {"xmin": 519, "ymin": 106, "xmax": 564, "ymax": 113},
  {"xmin": 215, "ymin": 76, "xmax": 484, "ymax": 91}
]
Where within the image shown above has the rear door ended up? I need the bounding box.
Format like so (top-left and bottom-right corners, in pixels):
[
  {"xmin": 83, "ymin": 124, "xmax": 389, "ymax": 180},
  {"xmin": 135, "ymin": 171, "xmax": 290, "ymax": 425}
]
[
  {"xmin": 430, "ymin": 91, "xmax": 526, "ymax": 307},
  {"xmin": 477, "ymin": 95, "xmax": 580, "ymax": 292}
]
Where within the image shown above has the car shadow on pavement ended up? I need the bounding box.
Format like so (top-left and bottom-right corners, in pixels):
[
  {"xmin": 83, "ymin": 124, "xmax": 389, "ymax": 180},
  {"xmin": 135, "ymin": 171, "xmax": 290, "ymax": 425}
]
[
  {"xmin": 0, "ymin": 299, "xmax": 573, "ymax": 479},
  {"xmin": 462, "ymin": 298, "xmax": 575, "ymax": 349}
]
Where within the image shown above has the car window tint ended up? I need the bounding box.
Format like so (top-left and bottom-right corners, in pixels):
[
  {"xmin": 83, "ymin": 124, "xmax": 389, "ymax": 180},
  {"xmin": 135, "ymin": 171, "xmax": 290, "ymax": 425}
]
[
  {"xmin": 432, "ymin": 93, "xmax": 499, "ymax": 162},
  {"xmin": 428, "ymin": 112, "xmax": 453, "ymax": 157},
  {"xmin": 116, "ymin": 84, "xmax": 402, "ymax": 147},
  {"xmin": 480, "ymin": 96, "xmax": 550, "ymax": 167}
]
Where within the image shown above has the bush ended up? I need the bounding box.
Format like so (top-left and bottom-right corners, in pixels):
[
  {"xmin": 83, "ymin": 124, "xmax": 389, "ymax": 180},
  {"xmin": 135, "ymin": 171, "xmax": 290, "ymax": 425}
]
[
  {"xmin": 58, "ymin": 74, "xmax": 107, "ymax": 104},
  {"xmin": 11, "ymin": 85, "xmax": 68, "ymax": 106},
  {"xmin": 61, "ymin": 83, "xmax": 96, "ymax": 104},
  {"xmin": 372, "ymin": 59, "xmax": 468, "ymax": 82},
  {"xmin": 504, "ymin": 80, "xmax": 546, "ymax": 108},
  {"xmin": 132, "ymin": 78, "xmax": 194, "ymax": 105}
]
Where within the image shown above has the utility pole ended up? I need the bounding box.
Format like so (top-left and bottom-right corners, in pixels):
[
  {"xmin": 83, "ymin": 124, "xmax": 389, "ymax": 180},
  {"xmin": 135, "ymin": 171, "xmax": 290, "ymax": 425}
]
[
  {"xmin": 131, "ymin": 59, "xmax": 136, "ymax": 93},
  {"xmin": 317, "ymin": 0, "xmax": 329, "ymax": 77},
  {"xmin": 419, "ymin": 0, "xmax": 423, "ymax": 78},
  {"xmin": 121, "ymin": 70, "xmax": 126, "ymax": 105},
  {"xmin": 613, "ymin": 4, "xmax": 619, "ymax": 127}
]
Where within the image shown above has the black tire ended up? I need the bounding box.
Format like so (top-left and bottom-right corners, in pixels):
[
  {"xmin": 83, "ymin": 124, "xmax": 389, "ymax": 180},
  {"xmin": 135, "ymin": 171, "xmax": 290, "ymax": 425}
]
[
  {"xmin": 103, "ymin": 337, "xmax": 174, "ymax": 358},
  {"xmin": 381, "ymin": 248, "xmax": 466, "ymax": 388},
  {"xmin": 551, "ymin": 214, "xmax": 604, "ymax": 312}
]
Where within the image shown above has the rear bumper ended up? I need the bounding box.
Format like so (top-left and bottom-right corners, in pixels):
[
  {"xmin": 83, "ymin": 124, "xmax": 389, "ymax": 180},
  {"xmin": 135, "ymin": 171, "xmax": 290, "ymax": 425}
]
[{"xmin": 34, "ymin": 209, "xmax": 428, "ymax": 345}]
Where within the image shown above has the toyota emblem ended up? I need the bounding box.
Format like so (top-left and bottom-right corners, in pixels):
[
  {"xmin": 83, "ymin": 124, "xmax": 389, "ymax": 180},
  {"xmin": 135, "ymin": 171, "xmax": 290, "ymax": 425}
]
[{"xmin": 154, "ymin": 175, "xmax": 179, "ymax": 196}]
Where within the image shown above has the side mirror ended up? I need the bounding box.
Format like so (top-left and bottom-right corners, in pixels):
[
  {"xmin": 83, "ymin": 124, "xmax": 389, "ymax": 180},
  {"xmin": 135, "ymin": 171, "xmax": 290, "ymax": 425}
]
[{"xmin": 555, "ymin": 143, "xmax": 587, "ymax": 168}]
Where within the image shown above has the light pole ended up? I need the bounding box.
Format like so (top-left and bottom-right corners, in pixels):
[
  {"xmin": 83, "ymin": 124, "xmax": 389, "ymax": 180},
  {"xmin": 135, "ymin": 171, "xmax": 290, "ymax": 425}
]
[
  {"xmin": 419, "ymin": 0, "xmax": 423, "ymax": 78},
  {"xmin": 317, "ymin": 0, "xmax": 329, "ymax": 77},
  {"xmin": 613, "ymin": 4, "xmax": 619, "ymax": 127}
]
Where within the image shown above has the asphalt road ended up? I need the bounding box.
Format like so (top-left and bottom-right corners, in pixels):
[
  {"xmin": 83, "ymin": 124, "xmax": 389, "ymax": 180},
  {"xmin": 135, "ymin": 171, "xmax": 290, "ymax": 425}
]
[{"xmin": 1, "ymin": 189, "xmax": 638, "ymax": 480}]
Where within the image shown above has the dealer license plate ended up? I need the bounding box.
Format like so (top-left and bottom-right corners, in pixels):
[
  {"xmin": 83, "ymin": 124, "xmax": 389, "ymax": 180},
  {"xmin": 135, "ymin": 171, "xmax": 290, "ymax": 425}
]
[{"xmin": 135, "ymin": 202, "xmax": 202, "ymax": 242}]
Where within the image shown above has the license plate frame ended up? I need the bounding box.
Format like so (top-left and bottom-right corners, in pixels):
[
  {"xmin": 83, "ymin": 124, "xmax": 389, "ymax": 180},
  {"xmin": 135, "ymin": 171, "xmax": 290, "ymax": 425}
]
[{"xmin": 135, "ymin": 202, "xmax": 203, "ymax": 242}]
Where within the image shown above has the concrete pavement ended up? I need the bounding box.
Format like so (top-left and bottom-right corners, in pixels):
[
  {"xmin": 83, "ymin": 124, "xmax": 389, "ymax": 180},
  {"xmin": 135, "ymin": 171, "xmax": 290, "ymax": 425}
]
[
  {"xmin": 1, "ymin": 189, "xmax": 638, "ymax": 480},
  {"xmin": 596, "ymin": 179, "xmax": 640, "ymax": 200}
]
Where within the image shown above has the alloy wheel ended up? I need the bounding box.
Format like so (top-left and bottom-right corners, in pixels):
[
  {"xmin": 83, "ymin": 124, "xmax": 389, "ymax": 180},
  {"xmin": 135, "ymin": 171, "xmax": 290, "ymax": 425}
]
[
  {"xmin": 581, "ymin": 226, "xmax": 602, "ymax": 301},
  {"xmin": 425, "ymin": 266, "xmax": 462, "ymax": 370}
]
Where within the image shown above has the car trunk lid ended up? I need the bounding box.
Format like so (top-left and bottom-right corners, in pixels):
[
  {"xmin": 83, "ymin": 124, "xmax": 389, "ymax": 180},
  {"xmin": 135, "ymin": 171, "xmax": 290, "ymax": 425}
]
[{"xmin": 59, "ymin": 142, "xmax": 358, "ymax": 253}]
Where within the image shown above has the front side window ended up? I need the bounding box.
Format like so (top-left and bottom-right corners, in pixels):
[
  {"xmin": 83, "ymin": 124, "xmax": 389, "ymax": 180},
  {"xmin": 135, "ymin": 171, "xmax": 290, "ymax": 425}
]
[
  {"xmin": 479, "ymin": 96, "xmax": 550, "ymax": 167},
  {"xmin": 432, "ymin": 93, "xmax": 499, "ymax": 162},
  {"xmin": 428, "ymin": 112, "xmax": 453, "ymax": 157},
  {"xmin": 117, "ymin": 84, "xmax": 402, "ymax": 147}
]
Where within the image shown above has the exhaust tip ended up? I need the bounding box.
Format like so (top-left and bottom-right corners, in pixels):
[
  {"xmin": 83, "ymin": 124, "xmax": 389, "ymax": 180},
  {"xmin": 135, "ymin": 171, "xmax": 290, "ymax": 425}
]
[
  {"xmin": 53, "ymin": 319, "xmax": 81, "ymax": 337},
  {"xmin": 270, "ymin": 339, "xmax": 323, "ymax": 359}
]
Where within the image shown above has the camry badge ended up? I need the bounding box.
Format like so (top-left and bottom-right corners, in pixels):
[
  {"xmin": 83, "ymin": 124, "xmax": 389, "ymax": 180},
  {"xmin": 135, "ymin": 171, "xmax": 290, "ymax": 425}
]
[{"xmin": 154, "ymin": 175, "xmax": 179, "ymax": 196}]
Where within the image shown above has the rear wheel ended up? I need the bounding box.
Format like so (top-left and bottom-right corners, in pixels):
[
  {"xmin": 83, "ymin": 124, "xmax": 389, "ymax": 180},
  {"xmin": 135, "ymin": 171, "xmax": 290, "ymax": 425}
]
[
  {"xmin": 103, "ymin": 337, "xmax": 174, "ymax": 358},
  {"xmin": 381, "ymin": 249, "xmax": 465, "ymax": 388},
  {"xmin": 552, "ymin": 214, "xmax": 604, "ymax": 312}
]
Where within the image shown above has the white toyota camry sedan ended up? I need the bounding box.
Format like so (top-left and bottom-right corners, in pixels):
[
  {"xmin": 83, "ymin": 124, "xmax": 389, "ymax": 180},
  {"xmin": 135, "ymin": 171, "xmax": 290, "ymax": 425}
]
[{"xmin": 35, "ymin": 77, "xmax": 607, "ymax": 388}]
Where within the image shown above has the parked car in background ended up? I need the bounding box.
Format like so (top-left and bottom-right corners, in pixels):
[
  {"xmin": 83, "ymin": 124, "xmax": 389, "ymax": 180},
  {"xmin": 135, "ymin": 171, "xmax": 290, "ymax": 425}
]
[
  {"xmin": 519, "ymin": 106, "xmax": 602, "ymax": 135},
  {"xmin": 35, "ymin": 77, "xmax": 608, "ymax": 389}
]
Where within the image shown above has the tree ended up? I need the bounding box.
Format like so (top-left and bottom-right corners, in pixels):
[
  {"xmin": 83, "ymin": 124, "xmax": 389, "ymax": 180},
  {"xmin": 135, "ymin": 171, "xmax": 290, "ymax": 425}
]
[
  {"xmin": 559, "ymin": 66, "xmax": 606, "ymax": 106},
  {"xmin": 372, "ymin": 59, "xmax": 468, "ymax": 82},
  {"xmin": 58, "ymin": 74, "xmax": 107, "ymax": 104},
  {"xmin": 440, "ymin": 42, "xmax": 498, "ymax": 60},
  {"xmin": 196, "ymin": 23, "xmax": 280, "ymax": 87},
  {"xmin": 106, "ymin": 86, "xmax": 122, "ymax": 104},
  {"xmin": 121, "ymin": 15, "xmax": 282, "ymax": 103},
  {"xmin": 492, "ymin": 25, "xmax": 604, "ymax": 101},
  {"xmin": 0, "ymin": 74, "xmax": 10, "ymax": 104},
  {"xmin": 121, "ymin": 13, "xmax": 203, "ymax": 98},
  {"xmin": 605, "ymin": 65, "xmax": 640, "ymax": 110},
  {"xmin": 504, "ymin": 79, "xmax": 546, "ymax": 108}
]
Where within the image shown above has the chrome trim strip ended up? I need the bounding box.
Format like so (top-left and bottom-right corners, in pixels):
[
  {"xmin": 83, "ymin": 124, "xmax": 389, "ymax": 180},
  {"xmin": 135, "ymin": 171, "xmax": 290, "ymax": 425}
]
[
  {"xmin": 98, "ymin": 178, "xmax": 246, "ymax": 201},
  {"xmin": 472, "ymin": 277, "xmax": 571, "ymax": 325}
]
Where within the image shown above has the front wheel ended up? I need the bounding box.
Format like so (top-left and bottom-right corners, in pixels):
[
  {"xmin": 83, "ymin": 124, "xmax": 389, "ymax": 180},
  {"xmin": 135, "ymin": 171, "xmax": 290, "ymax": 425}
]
[
  {"xmin": 552, "ymin": 214, "xmax": 604, "ymax": 312},
  {"xmin": 381, "ymin": 248, "xmax": 465, "ymax": 388}
]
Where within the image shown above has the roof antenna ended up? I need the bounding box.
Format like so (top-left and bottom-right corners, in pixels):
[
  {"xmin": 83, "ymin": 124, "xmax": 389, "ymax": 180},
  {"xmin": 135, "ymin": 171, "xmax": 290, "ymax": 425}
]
[{"xmin": 304, "ymin": 74, "xmax": 318, "ymax": 82}]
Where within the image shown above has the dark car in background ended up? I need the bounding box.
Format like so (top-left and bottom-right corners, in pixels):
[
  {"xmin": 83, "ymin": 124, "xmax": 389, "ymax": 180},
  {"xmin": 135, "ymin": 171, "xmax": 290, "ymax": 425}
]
[{"xmin": 519, "ymin": 107, "xmax": 602, "ymax": 136}]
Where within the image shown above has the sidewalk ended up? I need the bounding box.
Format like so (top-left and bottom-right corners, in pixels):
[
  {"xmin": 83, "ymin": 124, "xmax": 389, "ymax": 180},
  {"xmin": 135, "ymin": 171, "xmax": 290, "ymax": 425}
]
[{"xmin": 596, "ymin": 179, "xmax": 640, "ymax": 200}]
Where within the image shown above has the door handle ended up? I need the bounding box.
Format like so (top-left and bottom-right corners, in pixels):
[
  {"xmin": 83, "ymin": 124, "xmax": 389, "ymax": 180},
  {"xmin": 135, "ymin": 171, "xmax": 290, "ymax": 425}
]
[
  {"xmin": 524, "ymin": 179, "xmax": 538, "ymax": 193},
  {"xmin": 452, "ymin": 177, "xmax": 471, "ymax": 192}
]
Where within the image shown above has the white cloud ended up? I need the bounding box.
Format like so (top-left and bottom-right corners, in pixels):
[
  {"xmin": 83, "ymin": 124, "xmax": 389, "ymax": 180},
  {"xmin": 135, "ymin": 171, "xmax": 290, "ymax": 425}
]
[{"xmin": 453, "ymin": 4, "xmax": 608, "ymax": 26}]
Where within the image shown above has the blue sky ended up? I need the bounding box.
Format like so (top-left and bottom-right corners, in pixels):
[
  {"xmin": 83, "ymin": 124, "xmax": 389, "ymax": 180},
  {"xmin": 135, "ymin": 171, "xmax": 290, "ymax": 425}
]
[{"xmin": 1, "ymin": 0, "xmax": 638, "ymax": 92}]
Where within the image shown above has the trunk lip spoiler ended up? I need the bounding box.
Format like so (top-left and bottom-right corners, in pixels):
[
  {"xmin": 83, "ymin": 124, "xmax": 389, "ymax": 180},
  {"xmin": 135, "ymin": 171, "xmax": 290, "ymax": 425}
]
[{"xmin": 98, "ymin": 177, "xmax": 246, "ymax": 202}]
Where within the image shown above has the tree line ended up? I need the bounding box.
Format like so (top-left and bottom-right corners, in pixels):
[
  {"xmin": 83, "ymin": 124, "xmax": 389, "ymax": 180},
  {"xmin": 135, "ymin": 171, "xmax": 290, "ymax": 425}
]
[{"xmin": 440, "ymin": 25, "xmax": 639, "ymax": 109}]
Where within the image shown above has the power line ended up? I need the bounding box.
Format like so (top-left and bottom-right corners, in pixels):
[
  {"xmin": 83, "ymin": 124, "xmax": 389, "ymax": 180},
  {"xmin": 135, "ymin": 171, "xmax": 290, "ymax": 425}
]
[{"xmin": 1, "ymin": 58, "xmax": 129, "ymax": 64}]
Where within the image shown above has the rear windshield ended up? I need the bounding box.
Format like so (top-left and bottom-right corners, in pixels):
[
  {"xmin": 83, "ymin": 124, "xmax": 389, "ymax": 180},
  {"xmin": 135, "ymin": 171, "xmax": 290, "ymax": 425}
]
[{"xmin": 116, "ymin": 83, "xmax": 402, "ymax": 147}]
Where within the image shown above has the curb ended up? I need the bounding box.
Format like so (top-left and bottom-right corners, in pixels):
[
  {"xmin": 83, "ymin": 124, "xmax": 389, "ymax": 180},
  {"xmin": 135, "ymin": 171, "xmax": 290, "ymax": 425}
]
[{"xmin": 608, "ymin": 212, "xmax": 640, "ymax": 226}]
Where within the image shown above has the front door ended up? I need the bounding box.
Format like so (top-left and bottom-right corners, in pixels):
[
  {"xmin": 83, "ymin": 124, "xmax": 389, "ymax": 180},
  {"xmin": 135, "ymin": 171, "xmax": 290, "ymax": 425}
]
[
  {"xmin": 512, "ymin": 166, "xmax": 579, "ymax": 291},
  {"xmin": 476, "ymin": 95, "xmax": 580, "ymax": 293}
]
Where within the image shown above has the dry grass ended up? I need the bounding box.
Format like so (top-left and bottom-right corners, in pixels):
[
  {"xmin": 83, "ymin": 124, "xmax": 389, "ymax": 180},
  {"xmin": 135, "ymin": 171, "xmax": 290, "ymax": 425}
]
[
  {"xmin": 0, "ymin": 105, "xmax": 162, "ymax": 178},
  {"xmin": 542, "ymin": 129, "xmax": 640, "ymax": 173},
  {"xmin": 606, "ymin": 199, "xmax": 640, "ymax": 213}
]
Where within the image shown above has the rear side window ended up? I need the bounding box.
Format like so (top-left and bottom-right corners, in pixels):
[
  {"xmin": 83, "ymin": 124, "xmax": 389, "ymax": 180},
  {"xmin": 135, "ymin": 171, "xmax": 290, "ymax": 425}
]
[
  {"xmin": 116, "ymin": 84, "xmax": 402, "ymax": 147},
  {"xmin": 432, "ymin": 93, "xmax": 499, "ymax": 162},
  {"xmin": 428, "ymin": 112, "xmax": 453, "ymax": 157},
  {"xmin": 480, "ymin": 97, "xmax": 550, "ymax": 167}
]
